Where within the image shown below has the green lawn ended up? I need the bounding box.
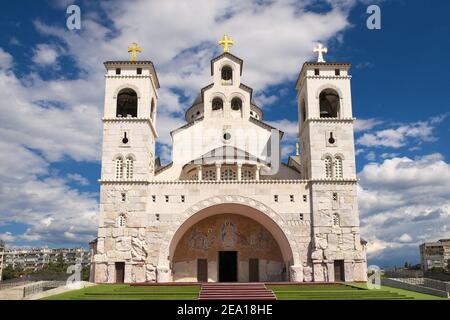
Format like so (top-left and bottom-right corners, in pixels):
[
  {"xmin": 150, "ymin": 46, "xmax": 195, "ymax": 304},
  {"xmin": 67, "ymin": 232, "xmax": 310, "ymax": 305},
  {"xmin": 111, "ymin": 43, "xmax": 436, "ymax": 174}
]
[
  {"xmin": 43, "ymin": 283, "xmax": 448, "ymax": 300},
  {"xmin": 267, "ymin": 283, "xmax": 448, "ymax": 300},
  {"xmin": 43, "ymin": 284, "xmax": 201, "ymax": 300}
]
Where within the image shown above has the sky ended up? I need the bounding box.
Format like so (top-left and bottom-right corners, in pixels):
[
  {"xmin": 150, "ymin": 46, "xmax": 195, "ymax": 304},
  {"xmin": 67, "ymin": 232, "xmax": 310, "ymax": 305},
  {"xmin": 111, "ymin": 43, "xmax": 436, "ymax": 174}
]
[{"xmin": 0, "ymin": 0, "xmax": 449, "ymax": 268}]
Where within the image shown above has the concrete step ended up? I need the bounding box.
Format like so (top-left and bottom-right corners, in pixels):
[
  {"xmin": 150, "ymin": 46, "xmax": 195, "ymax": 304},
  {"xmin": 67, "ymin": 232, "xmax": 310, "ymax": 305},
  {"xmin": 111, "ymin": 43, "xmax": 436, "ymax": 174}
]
[{"xmin": 199, "ymin": 283, "xmax": 276, "ymax": 301}]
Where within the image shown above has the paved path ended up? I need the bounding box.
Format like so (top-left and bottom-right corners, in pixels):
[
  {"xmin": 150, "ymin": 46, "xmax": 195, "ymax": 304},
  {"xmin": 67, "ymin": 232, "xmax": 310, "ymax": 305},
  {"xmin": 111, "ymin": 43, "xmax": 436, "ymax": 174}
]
[{"xmin": 199, "ymin": 283, "xmax": 276, "ymax": 300}]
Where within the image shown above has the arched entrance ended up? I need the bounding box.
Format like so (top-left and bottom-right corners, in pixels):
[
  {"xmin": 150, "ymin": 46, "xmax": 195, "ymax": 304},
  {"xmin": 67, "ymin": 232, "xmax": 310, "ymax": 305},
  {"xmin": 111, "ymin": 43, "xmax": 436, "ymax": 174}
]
[
  {"xmin": 157, "ymin": 196, "xmax": 301, "ymax": 282},
  {"xmin": 173, "ymin": 213, "xmax": 284, "ymax": 282}
]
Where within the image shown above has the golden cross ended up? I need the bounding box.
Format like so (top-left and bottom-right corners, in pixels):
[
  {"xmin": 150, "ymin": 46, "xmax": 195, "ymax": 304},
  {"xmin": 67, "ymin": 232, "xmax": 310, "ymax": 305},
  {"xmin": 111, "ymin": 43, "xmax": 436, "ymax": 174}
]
[
  {"xmin": 128, "ymin": 42, "xmax": 142, "ymax": 62},
  {"xmin": 218, "ymin": 35, "xmax": 234, "ymax": 53}
]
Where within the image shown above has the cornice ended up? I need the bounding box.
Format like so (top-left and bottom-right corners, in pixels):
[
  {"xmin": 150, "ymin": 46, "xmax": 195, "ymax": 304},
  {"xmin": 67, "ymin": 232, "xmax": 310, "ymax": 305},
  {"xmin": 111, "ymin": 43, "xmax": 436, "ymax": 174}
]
[{"xmin": 102, "ymin": 118, "xmax": 158, "ymax": 138}]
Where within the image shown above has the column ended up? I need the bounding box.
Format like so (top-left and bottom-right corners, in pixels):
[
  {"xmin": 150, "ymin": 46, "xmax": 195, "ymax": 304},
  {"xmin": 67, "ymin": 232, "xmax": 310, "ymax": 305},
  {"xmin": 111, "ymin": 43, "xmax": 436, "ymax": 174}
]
[
  {"xmin": 255, "ymin": 164, "xmax": 261, "ymax": 181},
  {"xmin": 215, "ymin": 163, "xmax": 221, "ymax": 181},
  {"xmin": 197, "ymin": 165, "xmax": 202, "ymax": 181},
  {"xmin": 156, "ymin": 266, "xmax": 172, "ymax": 282},
  {"xmin": 289, "ymin": 265, "xmax": 304, "ymax": 282},
  {"xmin": 327, "ymin": 262, "xmax": 335, "ymax": 282},
  {"xmin": 237, "ymin": 163, "xmax": 242, "ymax": 181}
]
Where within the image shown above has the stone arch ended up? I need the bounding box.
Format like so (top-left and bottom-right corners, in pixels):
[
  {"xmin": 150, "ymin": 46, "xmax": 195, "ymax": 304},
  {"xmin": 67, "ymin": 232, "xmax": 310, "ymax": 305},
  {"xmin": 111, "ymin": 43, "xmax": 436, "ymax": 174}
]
[
  {"xmin": 113, "ymin": 84, "xmax": 142, "ymax": 99},
  {"xmin": 315, "ymin": 83, "xmax": 343, "ymax": 100},
  {"xmin": 116, "ymin": 88, "xmax": 138, "ymax": 118},
  {"xmin": 125, "ymin": 153, "xmax": 136, "ymax": 161},
  {"xmin": 315, "ymin": 84, "xmax": 343, "ymax": 119},
  {"xmin": 333, "ymin": 152, "xmax": 345, "ymax": 160},
  {"xmin": 321, "ymin": 153, "xmax": 333, "ymax": 160},
  {"xmin": 157, "ymin": 195, "xmax": 301, "ymax": 271}
]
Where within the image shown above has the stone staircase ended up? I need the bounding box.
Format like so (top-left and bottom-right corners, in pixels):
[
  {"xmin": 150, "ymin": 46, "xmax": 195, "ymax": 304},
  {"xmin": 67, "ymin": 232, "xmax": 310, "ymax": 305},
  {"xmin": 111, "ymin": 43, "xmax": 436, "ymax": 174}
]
[{"xmin": 199, "ymin": 283, "xmax": 276, "ymax": 300}]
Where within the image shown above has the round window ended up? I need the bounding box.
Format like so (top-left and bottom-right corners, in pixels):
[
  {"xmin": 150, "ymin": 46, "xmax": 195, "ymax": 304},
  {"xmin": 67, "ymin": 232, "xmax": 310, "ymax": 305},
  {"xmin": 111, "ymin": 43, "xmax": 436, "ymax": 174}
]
[{"xmin": 223, "ymin": 132, "xmax": 231, "ymax": 140}]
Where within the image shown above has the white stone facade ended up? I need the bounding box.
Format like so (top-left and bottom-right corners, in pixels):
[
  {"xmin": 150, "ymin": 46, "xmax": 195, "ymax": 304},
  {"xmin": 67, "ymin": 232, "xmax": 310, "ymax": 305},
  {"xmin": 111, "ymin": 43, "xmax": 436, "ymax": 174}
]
[{"xmin": 94, "ymin": 53, "xmax": 367, "ymax": 283}]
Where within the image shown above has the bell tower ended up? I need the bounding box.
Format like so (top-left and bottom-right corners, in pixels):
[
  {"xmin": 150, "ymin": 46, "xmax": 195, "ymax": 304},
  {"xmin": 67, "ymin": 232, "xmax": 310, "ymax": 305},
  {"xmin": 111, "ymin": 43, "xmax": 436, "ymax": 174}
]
[
  {"xmin": 100, "ymin": 43, "xmax": 160, "ymax": 182},
  {"xmin": 295, "ymin": 44, "xmax": 367, "ymax": 282}
]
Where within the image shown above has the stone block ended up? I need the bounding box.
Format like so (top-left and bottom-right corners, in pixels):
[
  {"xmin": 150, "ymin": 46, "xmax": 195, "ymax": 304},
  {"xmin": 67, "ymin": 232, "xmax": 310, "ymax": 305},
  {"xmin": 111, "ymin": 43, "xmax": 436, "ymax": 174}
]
[
  {"xmin": 303, "ymin": 266, "xmax": 313, "ymax": 282},
  {"xmin": 116, "ymin": 236, "xmax": 131, "ymax": 251}
]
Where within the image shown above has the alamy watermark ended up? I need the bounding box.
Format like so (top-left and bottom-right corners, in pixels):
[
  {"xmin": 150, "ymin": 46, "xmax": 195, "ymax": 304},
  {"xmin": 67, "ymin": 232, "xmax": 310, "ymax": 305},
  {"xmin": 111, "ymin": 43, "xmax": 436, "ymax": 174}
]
[
  {"xmin": 367, "ymin": 265, "xmax": 382, "ymax": 289},
  {"xmin": 66, "ymin": 5, "xmax": 81, "ymax": 30},
  {"xmin": 66, "ymin": 263, "xmax": 83, "ymax": 289},
  {"xmin": 367, "ymin": 5, "xmax": 381, "ymax": 30},
  {"xmin": 172, "ymin": 125, "xmax": 281, "ymax": 175}
]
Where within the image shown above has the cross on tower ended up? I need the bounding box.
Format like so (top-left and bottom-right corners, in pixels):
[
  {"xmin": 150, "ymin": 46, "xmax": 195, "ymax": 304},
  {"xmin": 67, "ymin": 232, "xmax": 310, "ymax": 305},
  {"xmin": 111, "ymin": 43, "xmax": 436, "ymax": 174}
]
[
  {"xmin": 128, "ymin": 42, "xmax": 142, "ymax": 62},
  {"xmin": 313, "ymin": 43, "xmax": 328, "ymax": 63},
  {"xmin": 218, "ymin": 35, "xmax": 234, "ymax": 53}
]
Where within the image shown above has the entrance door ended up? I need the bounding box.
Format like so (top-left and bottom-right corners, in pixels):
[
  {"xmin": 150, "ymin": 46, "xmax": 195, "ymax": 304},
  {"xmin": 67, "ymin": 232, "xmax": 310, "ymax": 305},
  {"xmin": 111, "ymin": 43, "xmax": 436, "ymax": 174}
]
[
  {"xmin": 219, "ymin": 251, "xmax": 237, "ymax": 282},
  {"xmin": 249, "ymin": 259, "xmax": 259, "ymax": 282},
  {"xmin": 115, "ymin": 262, "xmax": 125, "ymax": 283},
  {"xmin": 334, "ymin": 260, "xmax": 345, "ymax": 282},
  {"xmin": 197, "ymin": 259, "xmax": 208, "ymax": 282}
]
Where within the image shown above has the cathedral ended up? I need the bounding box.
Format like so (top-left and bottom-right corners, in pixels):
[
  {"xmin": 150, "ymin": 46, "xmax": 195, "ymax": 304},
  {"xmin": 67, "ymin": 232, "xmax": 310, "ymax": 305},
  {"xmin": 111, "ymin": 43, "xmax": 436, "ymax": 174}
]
[{"xmin": 92, "ymin": 36, "xmax": 367, "ymax": 284}]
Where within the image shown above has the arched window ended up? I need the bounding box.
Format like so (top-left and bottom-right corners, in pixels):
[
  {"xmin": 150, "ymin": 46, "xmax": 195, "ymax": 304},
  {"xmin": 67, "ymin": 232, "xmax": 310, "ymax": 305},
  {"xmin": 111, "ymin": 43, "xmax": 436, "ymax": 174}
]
[
  {"xmin": 324, "ymin": 156, "xmax": 332, "ymax": 178},
  {"xmin": 300, "ymin": 100, "xmax": 306, "ymax": 124},
  {"xmin": 221, "ymin": 168, "xmax": 236, "ymax": 180},
  {"xmin": 334, "ymin": 156, "xmax": 343, "ymax": 179},
  {"xmin": 115, "ymin": 157, "xmax": 123, "ymax": 179},
  {"xmin": 202, "ymin": 169, "xmax": 216, "ymax": 180},
  {"xmin": 231, "ymin": 98, "xmax": 242, "ymax": 111},
  {"xmin": 117, "ymin": 214, "xmax": 126, "ymax": 228},
  {"xmin": 319, "ymin": 89, "xmax": 340, "ymax": 118},
  {"xmin": 117, "ymin": 88, "xmax": 138, "ymax": 118},
  {"xmin": 332, "ymin": 213, "xmax": 340, "ymax": 226},
  {"xmin": 221, "ymin": 66, "xmax": 233, "ymax": 82},
  {"xmin": 241, "ymin": 169, "xmax": 254, "ymax": 180},
  {"xmin": 125, "ymin": 157, "xmax": 134, "ymax": 179},
  {"xmin": 150, "ymin": 99, "xmax": 155, "ymax": 119},
  {"xmin": 212, "ymin": 98, "xmax": 223, "ymax": 111}
]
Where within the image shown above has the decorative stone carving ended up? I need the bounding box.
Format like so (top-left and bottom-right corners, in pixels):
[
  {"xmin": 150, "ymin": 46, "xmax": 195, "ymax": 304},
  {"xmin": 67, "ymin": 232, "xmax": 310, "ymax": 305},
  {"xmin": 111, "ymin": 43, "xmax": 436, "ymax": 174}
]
[
  {"xmin": 116, "ymin": 236, "xmax": 131, "ymax": 251},
  {"xmin": 131, "ymin": 236, "xmax": 149, "ymax": 261},
  {"xmin": 314, "ymin": 235, "xmax": 328, "ymax": 249},
  {"xmin": 146, "ymin": 264, "xmax": 157, "ymax": 282}
]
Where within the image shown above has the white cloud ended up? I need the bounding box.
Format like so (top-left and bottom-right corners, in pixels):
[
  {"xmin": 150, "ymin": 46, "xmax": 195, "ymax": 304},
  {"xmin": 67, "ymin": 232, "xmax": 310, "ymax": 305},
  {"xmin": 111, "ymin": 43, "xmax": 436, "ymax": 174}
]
[
  {"xmin": 358, "ymin": 153, "xmax": 450, "ymax": 264},
  {"xmin": 0, "ymin": 232, "xmax": 15, "ymax": 242},
  {"xmin": 354, "ymin": 118, "xmax": 383, "ymax": 132},
  {"xmin": 0, "ymin": 140, "xmax": 98, "ymax": 245},
  {"xmin": 0, "ymin": 68, "xmax": 102, "ymax": 162},
  {"xmin": 398, "ymin": 233, "xmax": 413, "ymax": 243},
  {"xmin": 32, "ymin": 44, "xmax": 60, "ymax": 66},
  {"xmin": 0, "ymin": 1, "xmax": 370, "ymax": 247},
  {"xmin": 267, "ymin": 119, "xmax": 298, "ymax": 142},
  {"xmin": 0, "ymin": 48, "xmax": 13, "ymax": 70},
  {"xmin": 357, "ymin": 118, "xmax": 442, "ymax": 148},
  {"xmin": 33, "ymin": 0, "xmax": 353, "ymax": 150},
  {"xmin": 365, "ymin": 151, "xmax": 376, "ymax": 161},
  {"xmin": 67, "ymin": 173, "xmax": 89, "ymax": 186}
]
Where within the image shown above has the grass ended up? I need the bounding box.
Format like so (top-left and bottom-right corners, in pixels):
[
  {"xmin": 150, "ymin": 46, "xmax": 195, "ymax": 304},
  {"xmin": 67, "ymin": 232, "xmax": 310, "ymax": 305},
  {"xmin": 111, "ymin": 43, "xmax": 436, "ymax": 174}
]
[
  {"xmin": 267, "ymin": 283, "xmax": 448, "ymax": 300},
  {"xmin": 43, "ymin": 283, "xmax": 448, "ymax": 300},
  {"xmin": 42, "ymin": 284, "xmax": 201, "ymax": 300}
]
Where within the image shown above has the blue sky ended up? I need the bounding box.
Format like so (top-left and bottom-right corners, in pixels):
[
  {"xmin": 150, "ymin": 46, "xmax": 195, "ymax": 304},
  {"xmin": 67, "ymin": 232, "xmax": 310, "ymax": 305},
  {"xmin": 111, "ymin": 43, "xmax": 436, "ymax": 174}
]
[{"xmin": 0, "ymin": 0, "xmax": 449, "ymax": 268}]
